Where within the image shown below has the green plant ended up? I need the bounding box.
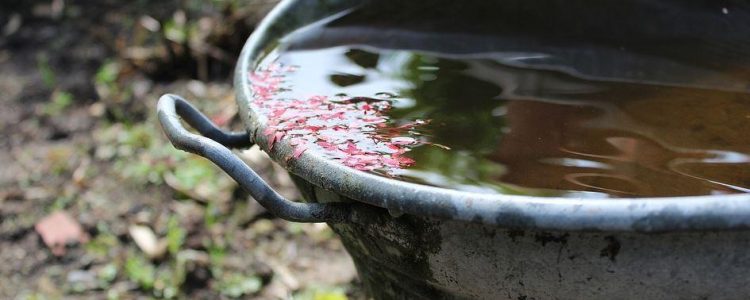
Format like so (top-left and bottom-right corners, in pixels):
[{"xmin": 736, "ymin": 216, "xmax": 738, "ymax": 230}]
[
  {"xmin": 43, "ymin": 90, "xmax": 73, "ymax": 116},
  {"xmin": 49, "ymin": 195, "xmax": 74, "ymax": 211},
  {"xmin": 216, "ymin": 273, "xmax": 262, "ymax": 298},
  {"xmin": 207, "ymin": 241, "xmax": 226, "ymax": 278},
  {"xmin": 85, "ymin": 230, "xmax": 119, "ymax": 259},
  {"xmin": 125, "ymin": 254, "xmax": 156, "ymax": 290},
  {"xmin": 94, "ymin": 60, "xmax": 121, "ymax": 101},
  {"xmin": 95, "ymin": 60, "xmax": 119, "ymax": 87},
  {"xmin": 204, "ymin": 201, "xmax": 219, "ymax": 228},
  {"xmin": 166, "ymin": 216, "xmax": 186, "ymax": 256},
  {"xmin": 97, "ymin": 263, "xmax": 119, "ymax": 285},
  {"xmin": 37, "ymin": 54, "xmax": 56, "ymax": 88},
  {"xmin": 294, "ymin": 285, "xmax": 349, "ymax": 300},
  {"xmin": 153, "ymin": 267, "xmax": 179, "ymax": 299}
]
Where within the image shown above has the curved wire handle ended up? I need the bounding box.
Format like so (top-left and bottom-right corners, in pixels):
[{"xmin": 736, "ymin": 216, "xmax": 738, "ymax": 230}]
[{"xmin": 157, "ymin": 94, "xmax": 352, "ymax": 223}]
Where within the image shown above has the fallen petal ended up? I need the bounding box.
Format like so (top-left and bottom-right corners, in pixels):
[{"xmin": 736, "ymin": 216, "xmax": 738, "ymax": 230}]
[{"xmin": 293, "ymin": 144, "xmax": 308, "ymax": 159}]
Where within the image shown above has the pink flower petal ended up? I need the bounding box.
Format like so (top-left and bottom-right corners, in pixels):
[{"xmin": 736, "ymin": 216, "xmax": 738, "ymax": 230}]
[
  {"xmin": 293, "ymin": 143, "xmax": 308, "ymax": 159},
  {"xmin": 249, "ymin": 62, "xmax": 431, "ymax": 175}
]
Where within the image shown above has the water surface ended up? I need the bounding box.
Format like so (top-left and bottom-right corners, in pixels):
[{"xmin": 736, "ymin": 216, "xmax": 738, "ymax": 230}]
[{"xmin": 249, "ymin": 2, "xmax": 750, "ymax": 198}]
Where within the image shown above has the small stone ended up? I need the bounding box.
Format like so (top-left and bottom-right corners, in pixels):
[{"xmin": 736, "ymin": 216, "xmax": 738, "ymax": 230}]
[
  {"xmin": 128, "ymin": 225, "xmax": 167, "ymax": 259},
  {"xmin": 88, "ymin": 102, "xmax": 106, "ymax": 117},
  {"xmin": 67, "ymin": 270, "xmax": 98, "ymax": 292}
]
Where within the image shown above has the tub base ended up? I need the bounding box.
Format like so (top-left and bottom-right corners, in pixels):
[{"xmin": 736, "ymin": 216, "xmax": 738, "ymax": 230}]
[{"xmin": 290, "ymin": 174, "xmax": 750, "ymax": 299}]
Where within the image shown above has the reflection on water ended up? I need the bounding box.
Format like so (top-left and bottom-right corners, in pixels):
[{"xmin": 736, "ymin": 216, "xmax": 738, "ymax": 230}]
[{"xmin": 258, "ymin": 46, "xmax": 750, "ymax": 198}]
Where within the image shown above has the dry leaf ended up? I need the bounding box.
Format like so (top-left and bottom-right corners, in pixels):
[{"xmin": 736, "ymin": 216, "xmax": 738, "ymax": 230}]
[{"xmin": 35, "ymin": 211, "xmax": 89, "ymax": 256}]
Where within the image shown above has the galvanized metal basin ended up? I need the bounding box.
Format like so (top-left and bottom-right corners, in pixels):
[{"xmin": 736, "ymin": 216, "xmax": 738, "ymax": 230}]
[{"xmin": 158, "ymin": 0, "xmax": 750, "ymax": 298}]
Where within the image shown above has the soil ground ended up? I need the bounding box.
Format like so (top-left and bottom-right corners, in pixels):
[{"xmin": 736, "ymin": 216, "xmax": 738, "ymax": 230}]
[{"xmin": 0, "ymin": 1, "xmax": 362, "ymax": 299}]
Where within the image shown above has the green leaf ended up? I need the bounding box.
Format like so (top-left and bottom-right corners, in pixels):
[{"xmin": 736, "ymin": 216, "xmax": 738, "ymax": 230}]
[
  {"xmin": 125, "ymin": 254, "xmax": 155, "ymax": 290},
  {"xmin": 172, "ymin": 158, "xmax": 218, "ymax": 188},
  {"xmin": 294, "ymin": 285, "xmax": 349, "ymax": 300},
  {"xmin": 97, "ymin": 263, "xmax": 118, "ymax": 284},
  {"xmin": 166, "ymin": 216, "xmax": 186, "ymax": 255},
  {"xmin": 37, "ymin": 54, "xmax": 56, "ymax": 88},
  {"xmin": 95, "ymin": 60, "xmax": 119, "ymax": 87},
  {"xmin": 163, "ymin": 20, "xmax": 187, "ymax": 43},
  {"xmin": 204, "ymin": 201, "xmax": 219, "ymax": 228},
  {"xmin": 315, "ymin": 292, "xmax": 348, "ymax": 300},
  {"xmin": 44, "ymin": 91, "xmax": 73, "ymax": 116},
  {"xmin": 216, "ymin": 273, "xmax": 263, "ymax": 298},
  {"xmin": 207, "ymin": 242, "xmax": 226, "ymax": 278}
]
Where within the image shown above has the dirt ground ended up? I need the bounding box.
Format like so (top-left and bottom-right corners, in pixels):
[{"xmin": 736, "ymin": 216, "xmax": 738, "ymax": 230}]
[{"xmin": 0, "ymin": 1, "xmax": 361, "ymax": 299}]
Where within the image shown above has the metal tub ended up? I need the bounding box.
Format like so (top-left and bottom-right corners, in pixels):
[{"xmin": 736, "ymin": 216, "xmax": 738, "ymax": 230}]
[{"xmin": 157, "ymin": 0, "xmax": 750, "ymax": 298}]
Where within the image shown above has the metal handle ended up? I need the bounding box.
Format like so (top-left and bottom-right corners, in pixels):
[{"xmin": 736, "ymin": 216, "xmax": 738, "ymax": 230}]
[{"xmin": 157, "ymin": 94, "xmax": 352, "ymax": 223}]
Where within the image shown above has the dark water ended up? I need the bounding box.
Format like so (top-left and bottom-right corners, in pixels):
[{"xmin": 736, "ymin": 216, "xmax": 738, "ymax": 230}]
[
  {"xmin": 253, "ymin": 46, "xmax": 750, "ymax": 198},
  {"xmin": 250, "ymin": 0, "xmax": 750, "ymax": 198}
]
